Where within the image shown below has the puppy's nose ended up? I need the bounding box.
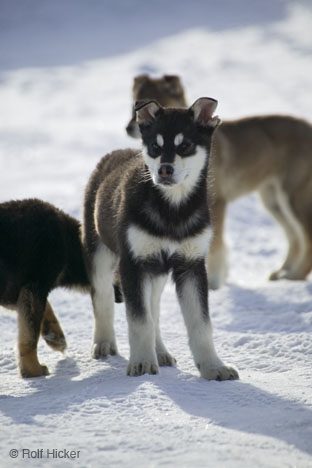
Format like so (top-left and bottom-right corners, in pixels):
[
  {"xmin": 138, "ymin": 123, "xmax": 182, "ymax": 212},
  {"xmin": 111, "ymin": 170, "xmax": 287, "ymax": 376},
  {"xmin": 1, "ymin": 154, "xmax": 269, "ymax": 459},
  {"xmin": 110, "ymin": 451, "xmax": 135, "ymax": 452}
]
[{"xmin": 158, "ymin": 164, "xmax": 174, "ymax": 178}]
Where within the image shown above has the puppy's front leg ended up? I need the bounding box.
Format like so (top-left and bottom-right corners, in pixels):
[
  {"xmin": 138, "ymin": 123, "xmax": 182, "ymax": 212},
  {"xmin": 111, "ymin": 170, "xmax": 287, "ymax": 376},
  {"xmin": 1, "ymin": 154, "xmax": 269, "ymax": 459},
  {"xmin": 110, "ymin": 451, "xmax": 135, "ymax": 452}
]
[
  {"xmin": 120, "ymin": 256, "xmax": 158, "ymax": 376},
  {"xmin": 173, "ymin": 257, "xmax": 238, "ymax": 381},
  {"xmin": 90, "ymin": 245, "xmax": 118, "ymax": 359}
]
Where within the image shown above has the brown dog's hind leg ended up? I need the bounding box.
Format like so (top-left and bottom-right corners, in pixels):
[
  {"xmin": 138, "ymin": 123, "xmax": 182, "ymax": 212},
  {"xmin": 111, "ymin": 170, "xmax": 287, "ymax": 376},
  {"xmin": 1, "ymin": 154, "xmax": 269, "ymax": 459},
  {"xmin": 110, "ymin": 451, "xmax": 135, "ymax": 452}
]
[
  {"xmin": 206, "ymin": 198, "xmax": 229, "ymax": 289},
  {"xmin": 259, "ymin": 180, "xmax": 312, "ymax": 280},
  {"xmin": 17, "ymin": 287, "xmax": 49, "ymax": 378},
  {"xmin": 41, "ymin": 301, "xmax": 67, "ymax": 352}
]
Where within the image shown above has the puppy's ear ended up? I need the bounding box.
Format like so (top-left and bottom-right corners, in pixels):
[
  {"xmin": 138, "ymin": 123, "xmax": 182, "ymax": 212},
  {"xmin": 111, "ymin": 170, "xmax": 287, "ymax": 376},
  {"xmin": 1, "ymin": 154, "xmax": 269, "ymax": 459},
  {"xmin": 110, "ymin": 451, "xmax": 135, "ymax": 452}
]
[
  {"xmin": 134, "ymin": 74, "xmax": 149, "ymax": 85},
  {"xmin": 135, "ymin": 100, "xmax": 162, "ymax": 126},
  {"xmin": 133, "ymin": 75, "xmax": 150, "ymax": 95},
  {"xmin": 190, "ymin": 97, "xmax": 221, "ymax": 128},
  {"xmin": 164, "ymin": 74, "xmax": 180, "ymax": 83}
]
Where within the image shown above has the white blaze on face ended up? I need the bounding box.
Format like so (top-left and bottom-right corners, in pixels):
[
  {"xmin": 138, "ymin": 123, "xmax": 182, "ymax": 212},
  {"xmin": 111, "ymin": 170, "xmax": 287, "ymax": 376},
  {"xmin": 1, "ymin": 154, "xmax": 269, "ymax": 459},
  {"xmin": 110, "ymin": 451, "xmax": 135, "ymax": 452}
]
[{"xmin": 159, "ymin": 146, "xmax": 208, "ymax": 205}]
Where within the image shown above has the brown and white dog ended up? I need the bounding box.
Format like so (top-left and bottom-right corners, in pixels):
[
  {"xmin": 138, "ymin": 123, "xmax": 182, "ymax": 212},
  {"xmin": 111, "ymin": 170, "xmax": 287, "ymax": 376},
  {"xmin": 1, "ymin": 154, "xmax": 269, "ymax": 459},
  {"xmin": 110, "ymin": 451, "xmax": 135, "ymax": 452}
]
[
  {"xmin": 83, "ymin": 97, "xmax": 238, "ymax": 380},
  {"xmin": 126, "ymin": 74, "xmax": 312, "ymax": 289}
]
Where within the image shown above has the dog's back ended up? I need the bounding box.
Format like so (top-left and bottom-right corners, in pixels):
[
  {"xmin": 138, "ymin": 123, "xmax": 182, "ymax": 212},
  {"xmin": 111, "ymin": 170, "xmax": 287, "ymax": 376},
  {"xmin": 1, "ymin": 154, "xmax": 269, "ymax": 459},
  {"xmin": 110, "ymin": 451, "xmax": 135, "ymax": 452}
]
[
  {"xmin": 0, "ymin": 199, "xmax": 88, "ymax": 305},
  {"xmin": 83, "ymin": 149, "xmax": 142, "ymax": 262},
  {"xmin": 212, "ymin": 114, "xmax": 312, "ymax": 200}
]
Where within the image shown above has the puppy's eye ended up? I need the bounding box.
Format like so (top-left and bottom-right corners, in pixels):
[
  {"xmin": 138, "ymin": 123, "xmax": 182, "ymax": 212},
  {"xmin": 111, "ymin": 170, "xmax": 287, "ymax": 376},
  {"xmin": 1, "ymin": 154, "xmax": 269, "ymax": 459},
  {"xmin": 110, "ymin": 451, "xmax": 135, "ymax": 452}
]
[
  {"xmin": 150, "ymin": 142, "xmax": 161, "ymax": 157},
  {"xmin": 178, "ymin": 140, "xmax": 193, "ymax": 154},
  {"xmin": 152, "ymin": 142, "xmax": 160, "ymax": 152},
  {"xmin": 179, "ymin": 142, "xmax": 190, "ymax": 151}
]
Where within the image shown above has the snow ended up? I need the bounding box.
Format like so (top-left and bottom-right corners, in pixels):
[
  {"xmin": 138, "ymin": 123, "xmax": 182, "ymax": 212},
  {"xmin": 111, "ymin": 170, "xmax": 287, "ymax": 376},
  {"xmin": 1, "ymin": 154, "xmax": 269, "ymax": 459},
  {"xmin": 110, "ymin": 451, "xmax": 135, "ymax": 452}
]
[{"xmin": 1, "ymin": 1, "xmax": 312, "ymax": 466}]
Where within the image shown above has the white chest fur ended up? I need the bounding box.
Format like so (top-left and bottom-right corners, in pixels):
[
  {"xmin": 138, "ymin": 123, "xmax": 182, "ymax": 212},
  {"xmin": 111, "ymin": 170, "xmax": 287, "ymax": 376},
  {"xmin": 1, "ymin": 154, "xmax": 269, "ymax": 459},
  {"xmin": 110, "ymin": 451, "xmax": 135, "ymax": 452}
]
[{"xmin": 126, "ymin": 224, "xmax": 212, "ymax": 261}]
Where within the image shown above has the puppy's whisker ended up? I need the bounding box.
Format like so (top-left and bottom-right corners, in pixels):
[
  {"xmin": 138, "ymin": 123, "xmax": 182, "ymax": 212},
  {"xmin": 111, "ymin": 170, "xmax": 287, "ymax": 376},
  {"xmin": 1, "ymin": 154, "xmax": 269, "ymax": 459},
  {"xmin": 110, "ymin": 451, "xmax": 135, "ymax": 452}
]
[{"xmin": 139, "ymin": 170, "xmax": 153, "ymax": 183}]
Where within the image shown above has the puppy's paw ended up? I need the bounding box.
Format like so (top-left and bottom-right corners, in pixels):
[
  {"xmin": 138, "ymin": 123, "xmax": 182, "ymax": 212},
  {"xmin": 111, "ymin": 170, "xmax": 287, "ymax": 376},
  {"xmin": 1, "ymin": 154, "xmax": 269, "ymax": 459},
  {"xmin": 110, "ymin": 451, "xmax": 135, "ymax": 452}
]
[
  {"xmin": 157, "ymin": 351, "xmax": 176, "ymax": 367},
  {"xmin": 208, "ymin": 274, "xmax": 224, "ymax": 291},
  {"xmin": 197, "ymin": 362, "xmax": 239, "ymax": 381},
  {"xmin": 20, "ymin": 363, "xmax": 50, "ymax": 378},
  {"xmin": 92, "ymin": 341, "xmax": 118, "ymax": 359},
  {"xmin": 269, "ymin": 268, "xmax": 305, "ymax": 281},
  {"xmin": 269, "ymin": 268, "xmax": 287, "ymax": 280},
  {"xmin": 127, "ymin": 360, "xmax": 159, "ymax": 376}
]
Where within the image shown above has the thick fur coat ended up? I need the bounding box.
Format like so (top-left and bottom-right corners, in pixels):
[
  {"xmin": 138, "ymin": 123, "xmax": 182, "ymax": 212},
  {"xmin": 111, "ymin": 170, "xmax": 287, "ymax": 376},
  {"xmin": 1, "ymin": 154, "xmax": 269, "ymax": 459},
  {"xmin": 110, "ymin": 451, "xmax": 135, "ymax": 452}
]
[
  {"xmin": 0, "ymin": 199, "xmax": 89, "ymax": 377},
  {"xmin": 83, "ymin": 97, "xmax": 238, "ymax": 380}
]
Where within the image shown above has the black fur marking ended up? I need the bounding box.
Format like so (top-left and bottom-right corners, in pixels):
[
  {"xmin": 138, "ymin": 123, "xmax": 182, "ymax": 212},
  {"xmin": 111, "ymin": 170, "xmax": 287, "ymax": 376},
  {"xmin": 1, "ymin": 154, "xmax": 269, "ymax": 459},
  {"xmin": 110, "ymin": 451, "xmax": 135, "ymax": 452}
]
[
  {"xmin": 119, "ymin": 251, "xmax": 144, "ymax": 320},
  {"xmin": 171, "ymin": 256, "xmax": 209, "ymax": 320},
  {"xmin": 119, "ymin": 249, "xmax": 209, "ymax": 321},
  {"xmin": 128, "ymin": 184, "xmax": 210, "ymax": 240},
  {"xmin": 140, "ymin": 107, "xmax": 215, "ymax": 164},
  {"xmin": 113, "ymin": 283, "xmax": 124, "ymax": 303}
]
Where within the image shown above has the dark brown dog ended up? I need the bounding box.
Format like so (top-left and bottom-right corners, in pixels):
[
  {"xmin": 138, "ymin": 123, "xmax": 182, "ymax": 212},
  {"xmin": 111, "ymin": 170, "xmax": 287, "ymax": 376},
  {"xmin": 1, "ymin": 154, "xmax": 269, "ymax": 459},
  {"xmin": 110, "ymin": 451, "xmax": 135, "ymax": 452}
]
[{"xmin": 0, "ymin": 199, "xmax": 89, "ymax": 377}]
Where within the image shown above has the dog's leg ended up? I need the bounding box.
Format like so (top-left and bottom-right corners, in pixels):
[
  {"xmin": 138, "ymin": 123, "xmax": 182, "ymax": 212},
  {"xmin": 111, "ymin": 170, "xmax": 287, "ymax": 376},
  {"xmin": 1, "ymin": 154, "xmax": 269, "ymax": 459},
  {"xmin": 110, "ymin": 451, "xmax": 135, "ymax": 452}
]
[
  {"xmin": 206, "ymin": 198, "xmax": 229, "ymax": 289},
  {"xmin": 120, "ymin": 256, "xmax": 158, "ymax": 376},
  {"xmin": 150, "ymin": 274, "xmax": 176, "ymax": 366},
  {"xmin": 17, "ymin": 287, "xmax": 49, "ymax": 378},
  {"xmin": 259, "ymin": 181, "xmax": 311, "ymax": 280},
  {"xmin": 296, "ymin": 191, "xmax": 312, "ymax": 277},
  {"xmin": 173, "ymin": 257, "xmax": 238, "ymax": 381},
  {"xmin": 113, "ymin": 269, "xmax": 123, "ymax": 303},
  {"xmin": 90, "ymin": 244, "xmax": 118, "ymax": 359},
  {"xmin": 41, "ymin": 301, "xmax": 67, "ymax": 352}
]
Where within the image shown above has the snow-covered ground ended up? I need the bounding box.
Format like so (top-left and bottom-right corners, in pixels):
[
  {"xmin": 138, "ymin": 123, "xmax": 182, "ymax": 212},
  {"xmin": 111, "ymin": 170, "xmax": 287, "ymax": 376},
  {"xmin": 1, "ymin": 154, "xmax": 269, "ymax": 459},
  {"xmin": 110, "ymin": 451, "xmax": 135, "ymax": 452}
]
[{"xmin": 1, "ymin": 1, "xmax": 312, "ymax": 466}]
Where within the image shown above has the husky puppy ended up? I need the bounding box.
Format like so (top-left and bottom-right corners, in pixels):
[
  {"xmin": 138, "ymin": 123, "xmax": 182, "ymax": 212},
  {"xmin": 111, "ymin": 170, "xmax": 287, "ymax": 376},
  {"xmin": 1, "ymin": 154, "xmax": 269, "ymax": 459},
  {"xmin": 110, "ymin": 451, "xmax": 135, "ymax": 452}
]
[
  {"xmin": 83, "ymin": 97, "xmax": 238, "ymax": 380},
  {"xmin": 0, "ymin": 199, "xmax": 90, "ymax": 377},
  {"xmin": 126, "ymin": 74, "xmax": 312, "ymax": 289}
]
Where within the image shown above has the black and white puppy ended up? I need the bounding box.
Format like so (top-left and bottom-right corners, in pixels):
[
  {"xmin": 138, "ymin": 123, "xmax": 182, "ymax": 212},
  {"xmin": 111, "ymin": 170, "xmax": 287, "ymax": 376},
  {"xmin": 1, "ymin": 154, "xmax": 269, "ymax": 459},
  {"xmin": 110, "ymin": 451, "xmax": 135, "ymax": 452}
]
[{"xmin": 82, "ymin": 98, "xmax": 239, "ymax": 380}]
